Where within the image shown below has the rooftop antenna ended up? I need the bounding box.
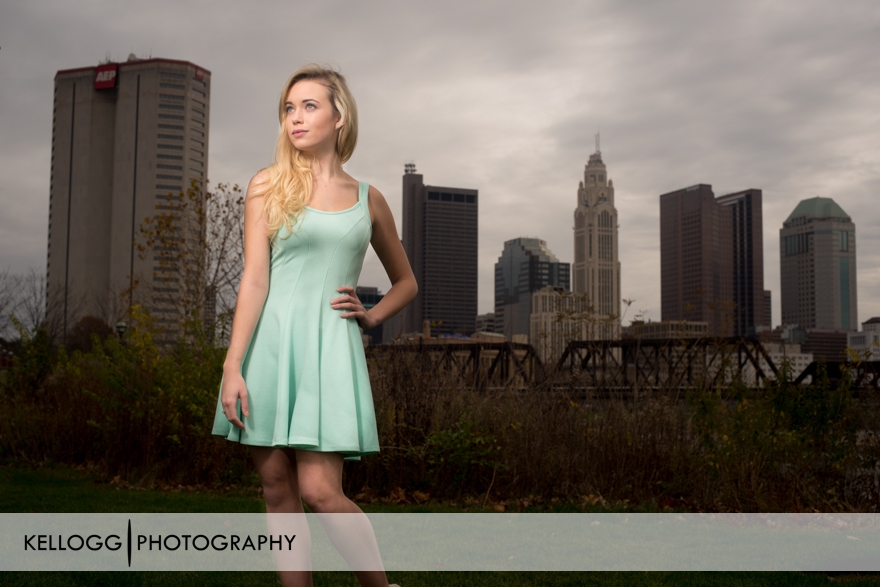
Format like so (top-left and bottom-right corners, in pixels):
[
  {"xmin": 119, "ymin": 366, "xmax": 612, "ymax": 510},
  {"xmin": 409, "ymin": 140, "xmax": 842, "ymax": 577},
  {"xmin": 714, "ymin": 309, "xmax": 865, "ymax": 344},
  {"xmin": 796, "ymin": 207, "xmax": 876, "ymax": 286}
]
[
  {"xmin": 595, "ymin": 131, "xmax": 601, "ymax": 154},
  {"xmin": 404, "ymin": 162, "xmax": 417, "ymax": 174}
]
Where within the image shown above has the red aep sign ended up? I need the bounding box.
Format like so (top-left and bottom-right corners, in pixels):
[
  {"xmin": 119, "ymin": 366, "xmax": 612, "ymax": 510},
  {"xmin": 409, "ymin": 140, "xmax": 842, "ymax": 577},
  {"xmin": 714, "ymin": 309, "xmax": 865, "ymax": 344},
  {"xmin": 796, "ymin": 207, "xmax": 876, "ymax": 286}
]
[{"xmin": 94, "ymin": 64, "xmax": 118, "ymax": 90}]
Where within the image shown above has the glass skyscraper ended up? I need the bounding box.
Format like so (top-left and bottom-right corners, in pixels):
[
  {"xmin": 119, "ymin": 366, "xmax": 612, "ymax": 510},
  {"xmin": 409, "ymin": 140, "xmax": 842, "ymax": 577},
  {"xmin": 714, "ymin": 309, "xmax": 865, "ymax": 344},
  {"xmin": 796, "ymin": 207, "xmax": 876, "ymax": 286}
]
[{"xmin": 494, "ymin": 238, "xmax": 570, "ymax": 341}]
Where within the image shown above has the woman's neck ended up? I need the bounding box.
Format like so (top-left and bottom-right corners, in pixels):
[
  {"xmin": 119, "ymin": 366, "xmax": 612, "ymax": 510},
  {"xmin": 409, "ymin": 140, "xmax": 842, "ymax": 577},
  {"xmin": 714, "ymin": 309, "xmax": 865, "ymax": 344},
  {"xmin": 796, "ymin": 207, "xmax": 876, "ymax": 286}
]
[{"xmin": 308, "ymin": 150, "xmax": 344, "ymax": 186}]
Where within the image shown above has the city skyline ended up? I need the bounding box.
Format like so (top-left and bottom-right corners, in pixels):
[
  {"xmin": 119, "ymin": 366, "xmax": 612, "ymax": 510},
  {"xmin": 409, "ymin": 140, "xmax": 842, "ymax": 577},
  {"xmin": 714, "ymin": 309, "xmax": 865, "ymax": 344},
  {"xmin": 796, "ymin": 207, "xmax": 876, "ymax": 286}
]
[{"xmin": 1, "ymin": 0, "xmax": 878, "ymax": 327}]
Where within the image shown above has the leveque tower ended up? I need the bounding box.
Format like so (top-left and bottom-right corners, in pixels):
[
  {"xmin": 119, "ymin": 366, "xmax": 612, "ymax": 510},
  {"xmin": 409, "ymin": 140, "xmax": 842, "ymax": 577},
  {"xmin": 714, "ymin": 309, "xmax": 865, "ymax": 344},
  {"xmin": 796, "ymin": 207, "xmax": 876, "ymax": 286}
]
[{"xmin": 572, "ymin": 145, "xmax": 621, "ymax": 338}]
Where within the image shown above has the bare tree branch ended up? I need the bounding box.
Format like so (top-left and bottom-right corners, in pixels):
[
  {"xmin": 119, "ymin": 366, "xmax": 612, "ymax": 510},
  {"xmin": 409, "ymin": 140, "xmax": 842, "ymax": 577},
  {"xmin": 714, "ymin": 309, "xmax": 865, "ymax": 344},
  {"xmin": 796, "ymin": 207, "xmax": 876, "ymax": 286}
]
[
  {"xmin": 133, "ymin": 179, "xmax": 244, "ymax": 345},
  {"xmin": 0, "ymin": 267, "xmax": 21, "ymax": 340}
]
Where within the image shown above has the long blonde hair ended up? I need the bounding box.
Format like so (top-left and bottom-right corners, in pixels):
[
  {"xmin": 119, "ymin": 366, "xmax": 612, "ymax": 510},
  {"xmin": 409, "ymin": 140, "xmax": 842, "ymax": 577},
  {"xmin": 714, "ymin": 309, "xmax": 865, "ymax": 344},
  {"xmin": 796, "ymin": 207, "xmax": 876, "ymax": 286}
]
[{"xmin": 256, "ymin": 64, "xmax": 358, "ymax": 240}]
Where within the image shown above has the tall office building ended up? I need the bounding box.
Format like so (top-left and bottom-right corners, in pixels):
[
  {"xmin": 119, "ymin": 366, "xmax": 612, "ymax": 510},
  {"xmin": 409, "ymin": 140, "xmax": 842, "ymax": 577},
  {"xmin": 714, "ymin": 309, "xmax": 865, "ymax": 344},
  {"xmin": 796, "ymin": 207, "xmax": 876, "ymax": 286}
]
[
  {"xmin": 494, "ymin": 238, "xmax": 569, "ymax": 341},
  {"xmin": 660, "ymin": 184, "xmax": 734, "ymax": 336},
  {"xmin": 716, "ymin": 189, "xmax": 766, "ymax": 336},
  {"xmin": 401, "ymin": 164, "xmax": 478, "ymax": 335},
  {"xmin": 572, "ymin": 147, "xmax": 621, "ymax": 324},
  {"xmin": 48, "ymin": 56, "xmax": 210, "ymax": 343},
  {"xmin": 780, "ymin": 197, "xmax": 857, "ymax": 330}
]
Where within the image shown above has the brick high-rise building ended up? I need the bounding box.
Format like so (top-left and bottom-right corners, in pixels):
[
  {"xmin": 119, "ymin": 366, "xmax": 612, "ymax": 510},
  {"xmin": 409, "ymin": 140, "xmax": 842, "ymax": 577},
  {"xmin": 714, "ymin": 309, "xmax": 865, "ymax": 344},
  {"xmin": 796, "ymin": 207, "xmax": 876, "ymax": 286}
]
[
  {"xmin": 401, "ymin": 165, "xmax": 478, "ymax": 335},
  {"xmin": 660, "ymin": 184, "xmax": 734, "ymax": 336},
  {"xmin": 780, "ymin": 197, "xmax": 857, "ymax": 330},
  {"xmin": 48, "ymin": 56, "xmax": 210, "ymax": 343}
]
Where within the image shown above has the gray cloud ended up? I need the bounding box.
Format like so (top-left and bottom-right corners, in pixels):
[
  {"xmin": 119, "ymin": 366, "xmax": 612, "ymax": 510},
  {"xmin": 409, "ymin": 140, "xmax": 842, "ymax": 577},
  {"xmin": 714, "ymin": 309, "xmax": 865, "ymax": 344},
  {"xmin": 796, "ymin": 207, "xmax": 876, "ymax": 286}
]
[{"xmin": 1, "ymin": 0, "xmax": 878, "ymax": 326}]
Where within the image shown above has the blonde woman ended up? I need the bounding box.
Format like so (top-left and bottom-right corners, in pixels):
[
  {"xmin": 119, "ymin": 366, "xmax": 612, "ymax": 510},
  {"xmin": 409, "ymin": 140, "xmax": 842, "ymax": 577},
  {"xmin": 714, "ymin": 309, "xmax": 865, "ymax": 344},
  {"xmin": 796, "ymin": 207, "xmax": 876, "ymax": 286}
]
[{"xmin": 211, "ymin": 64, "xmax": 415, "ymax": 587}]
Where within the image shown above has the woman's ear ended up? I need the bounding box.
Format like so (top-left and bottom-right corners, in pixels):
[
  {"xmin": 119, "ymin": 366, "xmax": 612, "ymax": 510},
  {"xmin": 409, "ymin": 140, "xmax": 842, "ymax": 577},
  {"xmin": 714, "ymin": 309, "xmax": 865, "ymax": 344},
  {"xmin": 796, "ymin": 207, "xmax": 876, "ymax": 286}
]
[{"xmin": 335, "ymin": 115, "xmax": 345, "ymax": 130}]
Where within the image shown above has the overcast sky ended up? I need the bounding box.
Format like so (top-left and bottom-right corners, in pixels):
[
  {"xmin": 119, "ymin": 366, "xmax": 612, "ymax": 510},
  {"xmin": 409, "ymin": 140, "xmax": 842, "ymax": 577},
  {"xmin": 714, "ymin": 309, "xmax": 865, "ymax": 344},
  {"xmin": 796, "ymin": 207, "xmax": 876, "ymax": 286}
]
[{"xmin": 1, "ymin": 0, "xmax": 878, "ymax": 326}]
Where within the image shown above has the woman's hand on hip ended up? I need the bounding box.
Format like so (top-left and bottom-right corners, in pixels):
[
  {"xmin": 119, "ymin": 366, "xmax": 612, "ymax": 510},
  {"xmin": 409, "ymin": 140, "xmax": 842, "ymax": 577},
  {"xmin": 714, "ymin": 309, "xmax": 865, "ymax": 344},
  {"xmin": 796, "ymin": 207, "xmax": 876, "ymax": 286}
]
[
  {"xmin": 220, "ymin": 370, "xmax": 249, "ymax": 430},
  {"xmin": 332, "ymin": 286, "xmax": 377, "ymax": 330}
]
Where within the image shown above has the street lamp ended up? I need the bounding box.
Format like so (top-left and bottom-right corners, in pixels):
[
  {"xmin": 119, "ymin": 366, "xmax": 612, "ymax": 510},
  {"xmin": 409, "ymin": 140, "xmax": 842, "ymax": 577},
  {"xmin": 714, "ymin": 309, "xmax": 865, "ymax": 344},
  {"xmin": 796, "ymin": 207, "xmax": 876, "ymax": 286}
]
[{"xmin": 115, "ymin": 321, "xmax": 127, "ymax": 339}]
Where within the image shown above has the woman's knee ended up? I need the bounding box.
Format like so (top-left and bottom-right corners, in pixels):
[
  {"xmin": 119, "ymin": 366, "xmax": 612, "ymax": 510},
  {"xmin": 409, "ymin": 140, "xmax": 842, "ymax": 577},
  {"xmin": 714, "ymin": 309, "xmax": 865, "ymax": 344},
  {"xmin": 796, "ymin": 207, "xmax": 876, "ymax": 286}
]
[
  {"xmin": 250, "ymin": 449, "xmax": 299, "ymax": 506},
  {"xmin": 298, "ymin": 479, "xmax": 342, "ymax": 512}
]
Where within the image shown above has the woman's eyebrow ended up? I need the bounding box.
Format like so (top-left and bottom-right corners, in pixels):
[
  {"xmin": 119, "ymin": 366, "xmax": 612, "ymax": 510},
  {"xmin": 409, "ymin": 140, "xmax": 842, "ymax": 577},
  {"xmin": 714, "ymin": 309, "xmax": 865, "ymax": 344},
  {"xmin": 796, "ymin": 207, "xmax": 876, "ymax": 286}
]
[{"xmin": 284, "ymin": 98, "xmax": 320, "ymax": 106}]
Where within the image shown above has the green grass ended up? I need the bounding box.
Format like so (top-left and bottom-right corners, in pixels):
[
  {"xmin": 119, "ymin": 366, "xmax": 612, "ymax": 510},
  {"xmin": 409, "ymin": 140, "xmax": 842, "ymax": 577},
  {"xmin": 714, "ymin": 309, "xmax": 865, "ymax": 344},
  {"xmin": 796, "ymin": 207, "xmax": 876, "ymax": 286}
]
[
  {"xmin": 1, "ymin": 462, "xmax": 878, "ymax": 586},
  {"xmin": 0, "ymin": 463, "xmax": 263, "ymax": 513}
]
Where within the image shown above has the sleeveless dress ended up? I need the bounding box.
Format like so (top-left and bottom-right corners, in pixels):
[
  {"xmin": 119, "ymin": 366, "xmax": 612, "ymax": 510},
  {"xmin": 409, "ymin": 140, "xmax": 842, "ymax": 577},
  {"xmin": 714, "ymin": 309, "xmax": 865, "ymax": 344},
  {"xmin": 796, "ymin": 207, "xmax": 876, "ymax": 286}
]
[{"xmin": 210, "ymin": 180, "xmax": 379, "ymax": 461}]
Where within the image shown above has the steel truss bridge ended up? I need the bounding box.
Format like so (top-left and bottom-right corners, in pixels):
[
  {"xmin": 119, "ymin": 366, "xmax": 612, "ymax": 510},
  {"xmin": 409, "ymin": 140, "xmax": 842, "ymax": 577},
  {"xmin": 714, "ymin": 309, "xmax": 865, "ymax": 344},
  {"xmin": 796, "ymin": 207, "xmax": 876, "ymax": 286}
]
[{"xmin": 366, "ymin": 338, "xmax": 880, "ymax": 393}]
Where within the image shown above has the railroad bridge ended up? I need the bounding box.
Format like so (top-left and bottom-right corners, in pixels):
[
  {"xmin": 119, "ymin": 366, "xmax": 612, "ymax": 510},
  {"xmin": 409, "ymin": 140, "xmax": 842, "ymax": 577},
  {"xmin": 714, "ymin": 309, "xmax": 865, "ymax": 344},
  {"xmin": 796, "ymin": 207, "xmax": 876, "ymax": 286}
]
[{"xmin": 366, "ymin": 338, "xmax": 880, "ymax": 393}]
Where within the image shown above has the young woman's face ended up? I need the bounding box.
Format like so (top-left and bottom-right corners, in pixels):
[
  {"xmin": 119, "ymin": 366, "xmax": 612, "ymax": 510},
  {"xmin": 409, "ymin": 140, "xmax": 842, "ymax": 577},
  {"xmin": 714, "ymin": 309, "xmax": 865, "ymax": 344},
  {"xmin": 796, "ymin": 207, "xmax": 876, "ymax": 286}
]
[{"xmin": 284, "ymin": 80, "xmax": 342, "ymax": 154}]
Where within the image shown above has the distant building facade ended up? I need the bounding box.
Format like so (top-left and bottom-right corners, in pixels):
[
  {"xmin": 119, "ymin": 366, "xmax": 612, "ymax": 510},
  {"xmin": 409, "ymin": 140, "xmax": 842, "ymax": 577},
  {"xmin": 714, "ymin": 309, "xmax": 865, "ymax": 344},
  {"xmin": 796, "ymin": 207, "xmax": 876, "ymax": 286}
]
[
  {"xmin": 848, "ymin": 317, "xmax": 880, "ymax": 360},
  {"xmin": 716, "ymin": 189, "xmax": 767, "ymax": 336},
  {"xmin": 530, "ymin": 286, "xmax": 612, "ymax": 364},
  {"xmin": 660, "ymin": 184, "xmax": 734, "ymax": 336},
  {"xmin": 622, "ymin": 320, "xmax": 709, "ymax": 340},
  {"xmin": 779, "ymin": 197, "xmax": 857, "ymax": 331},
  {"xmin": 401, "ymin": 165, "xmax": 478, "ymax": 336},
  {"xmin": 495, "ymin": 238, "xmax": 569, "ymax": 341},
  {"xmin": 475, "ymin": 312, "xmax": 495, "ymax": 334},
  {"xmin": 48, "ymin": 57, "xmax": 210, "ymax": 343},
  {"xmin": 573, "ymin": 148, "xmax": 621, "ymax": 325},
  {"xmin": 802, "ymin": 329, "xmax": 850, "ymax": 363},
  {"xmin": 741, "ymin": 343, "xmax": 814, "ymax": 384}
]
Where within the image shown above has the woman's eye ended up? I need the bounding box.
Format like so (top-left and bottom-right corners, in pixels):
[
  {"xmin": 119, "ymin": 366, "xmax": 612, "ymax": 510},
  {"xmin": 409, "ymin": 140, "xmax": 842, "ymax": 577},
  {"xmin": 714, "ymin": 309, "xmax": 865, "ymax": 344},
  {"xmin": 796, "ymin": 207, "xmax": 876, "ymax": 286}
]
[
  {"xmin": 306, "ymin": 103, "xmax": 316, "ymax": 110},
  {"xmin": 285, "ymin": 106, "xmax": 293, "ymax": 113}
]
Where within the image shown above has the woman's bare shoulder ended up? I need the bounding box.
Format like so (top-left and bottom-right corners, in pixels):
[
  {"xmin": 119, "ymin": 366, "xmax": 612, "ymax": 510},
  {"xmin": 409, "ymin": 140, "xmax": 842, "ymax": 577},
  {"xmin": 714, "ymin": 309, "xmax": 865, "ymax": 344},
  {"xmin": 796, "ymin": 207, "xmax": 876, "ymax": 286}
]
[
  {"xmin": 367, "ymin": 184, "xmax": 388, "ymax": 205},
  {"xmin": 247, "ymin": 168, "xmax": 272, "ymax": 199}
]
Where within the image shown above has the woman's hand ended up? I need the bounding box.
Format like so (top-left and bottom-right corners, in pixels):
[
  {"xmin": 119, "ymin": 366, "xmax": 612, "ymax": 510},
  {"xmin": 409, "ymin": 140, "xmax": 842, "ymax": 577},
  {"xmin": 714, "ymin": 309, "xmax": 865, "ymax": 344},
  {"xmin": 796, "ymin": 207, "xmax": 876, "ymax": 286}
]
[
  {"xmin": 331, "ymin": 286, "xmax": 377, "ymax": 330},
  {"xmin": 220, "ymin": 369, "xmax": 249, "ymax": 430}
]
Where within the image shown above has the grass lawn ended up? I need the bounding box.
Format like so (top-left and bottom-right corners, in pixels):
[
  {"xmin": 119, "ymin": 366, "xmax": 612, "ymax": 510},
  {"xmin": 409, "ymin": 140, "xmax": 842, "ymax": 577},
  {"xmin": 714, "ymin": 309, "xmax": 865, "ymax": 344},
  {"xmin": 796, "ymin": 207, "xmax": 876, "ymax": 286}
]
[{"xmin": 1, "ymin": 462, "xmax": 877, "ymax": 586}]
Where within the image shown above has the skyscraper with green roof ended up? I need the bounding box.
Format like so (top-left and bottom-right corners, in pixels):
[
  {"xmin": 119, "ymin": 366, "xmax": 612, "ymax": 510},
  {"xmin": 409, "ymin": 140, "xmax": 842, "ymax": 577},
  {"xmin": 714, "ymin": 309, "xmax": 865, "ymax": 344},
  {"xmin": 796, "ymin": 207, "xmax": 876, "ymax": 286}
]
[{"xmin": 779, "ymin": 197, "xmax": 857, "ymax": 330}]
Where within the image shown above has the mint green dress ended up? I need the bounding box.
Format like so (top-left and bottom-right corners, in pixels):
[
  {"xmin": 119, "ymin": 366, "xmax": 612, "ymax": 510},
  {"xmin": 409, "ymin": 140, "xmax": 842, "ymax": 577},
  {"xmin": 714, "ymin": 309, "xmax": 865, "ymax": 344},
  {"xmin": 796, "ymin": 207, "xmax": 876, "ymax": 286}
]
[{"xmin": 211, "ymin": 181, "xmax": 379, "ymax": 461}]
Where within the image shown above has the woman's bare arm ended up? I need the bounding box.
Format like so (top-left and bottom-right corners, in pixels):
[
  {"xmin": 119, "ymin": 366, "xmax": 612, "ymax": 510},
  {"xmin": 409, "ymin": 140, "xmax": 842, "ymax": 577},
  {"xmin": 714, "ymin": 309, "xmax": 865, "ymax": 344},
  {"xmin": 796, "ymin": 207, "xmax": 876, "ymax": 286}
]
[
  {"xmin": 223, "ymin": 171, "xmax": 271, "ymax": 373},
  {"xmin": 220, "ymin": 171, "xmax": 271, "ymax": 427},
  {"xmin": 361, "ymin": 185, "xmax": 418, "ymax": 327}
]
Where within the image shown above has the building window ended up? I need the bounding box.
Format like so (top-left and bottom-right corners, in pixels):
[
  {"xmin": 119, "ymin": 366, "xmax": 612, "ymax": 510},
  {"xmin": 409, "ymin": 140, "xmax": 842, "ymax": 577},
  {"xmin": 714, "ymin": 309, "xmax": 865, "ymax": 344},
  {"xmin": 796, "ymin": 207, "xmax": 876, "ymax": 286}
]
[{"xmin": 784, "ymin": 233, "xmax": 810, "ymax": 256}]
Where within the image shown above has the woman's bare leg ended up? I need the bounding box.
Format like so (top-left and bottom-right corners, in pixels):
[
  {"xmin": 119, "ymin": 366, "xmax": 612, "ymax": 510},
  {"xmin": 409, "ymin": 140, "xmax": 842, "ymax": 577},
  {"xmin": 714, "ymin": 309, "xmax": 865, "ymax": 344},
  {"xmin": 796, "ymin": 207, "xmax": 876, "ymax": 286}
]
[
  {"xmin": 250, "ymin": 446, "xmax": 313, "ymax": 587},
  {"xmin": 295, "ymin": 449, "xmax": 394, "ymax": 587}
]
